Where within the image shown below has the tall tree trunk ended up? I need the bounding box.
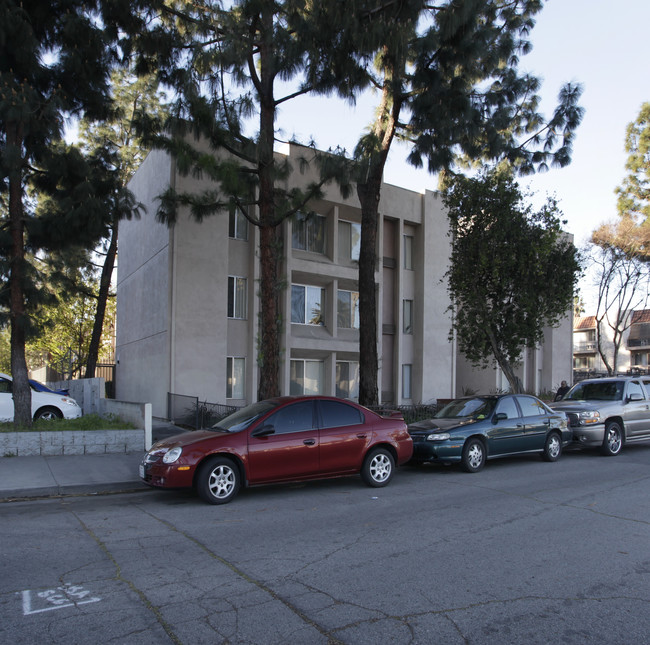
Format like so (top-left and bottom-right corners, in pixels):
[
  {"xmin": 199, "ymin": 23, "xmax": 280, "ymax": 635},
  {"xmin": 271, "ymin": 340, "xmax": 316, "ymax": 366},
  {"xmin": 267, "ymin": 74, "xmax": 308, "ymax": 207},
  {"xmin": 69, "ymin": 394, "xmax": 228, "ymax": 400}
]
[
  {"xmin": 487, "ymin": 327, "xmax": 523, "ymax": 393},
  {"xmin": 596, "ymin": 321, "xmax": 613, "ymax": 375},
  {"xmin": 356, "ymin": 176, "xmax": 382, "ymax": 407},
  {"xmin": 6, "ymin": 121, "xmax": 32, "ymax": 426},
  {"xmin": 256, "ymin": 4, "xmax": 282, "ymax": 401},
  {"xmin": 355, "ymin": 57, "xmax": 401, "ymax": 407},
  {"xmin": 86, "ymin": 220, "xmax": 118, "ymax": 379}
]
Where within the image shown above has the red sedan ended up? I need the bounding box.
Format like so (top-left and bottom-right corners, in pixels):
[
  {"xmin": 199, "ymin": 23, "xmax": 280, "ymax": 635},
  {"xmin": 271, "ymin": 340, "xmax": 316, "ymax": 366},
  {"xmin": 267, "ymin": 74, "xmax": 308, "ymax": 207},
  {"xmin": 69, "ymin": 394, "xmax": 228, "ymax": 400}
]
[{"xmin": 140, "ymin": 396, "xmax": 413, "ymax": 504}]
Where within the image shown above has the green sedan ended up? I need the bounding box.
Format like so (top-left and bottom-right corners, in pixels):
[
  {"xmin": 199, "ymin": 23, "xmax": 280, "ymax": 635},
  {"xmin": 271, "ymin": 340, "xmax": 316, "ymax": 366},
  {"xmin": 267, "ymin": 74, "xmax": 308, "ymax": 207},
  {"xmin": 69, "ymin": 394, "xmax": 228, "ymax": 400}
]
[{"xmin": 408, "ymin": 394, "xmax": 571, "ymax": 472}]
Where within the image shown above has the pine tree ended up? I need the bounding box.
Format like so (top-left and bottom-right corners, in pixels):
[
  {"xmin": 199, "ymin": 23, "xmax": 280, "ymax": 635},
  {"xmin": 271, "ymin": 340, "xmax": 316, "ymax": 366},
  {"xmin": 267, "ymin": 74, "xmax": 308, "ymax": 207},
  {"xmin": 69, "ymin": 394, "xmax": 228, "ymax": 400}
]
[
  {"xmin": 0, "ymin": 1, "xmax": 136, "ymax": 425},
  {"xmin": 351, "ymin": 0, "xmax": 583, "ymax": 405},
  {"xmin": 133, "ymin": 0, "xmax": 375, "ymax": 400},
  {"xmin": 592, "ymin": 102, "xmax": 650, "ymax": 260}
]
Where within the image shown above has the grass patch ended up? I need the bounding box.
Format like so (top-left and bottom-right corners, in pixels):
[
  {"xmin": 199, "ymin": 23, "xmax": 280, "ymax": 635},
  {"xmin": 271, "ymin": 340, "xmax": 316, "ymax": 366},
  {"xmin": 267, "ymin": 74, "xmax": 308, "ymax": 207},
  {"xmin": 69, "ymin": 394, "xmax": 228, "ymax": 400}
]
[{"xmin": 0, "ymin": 413, "xmax": 137, "ymax": 433}]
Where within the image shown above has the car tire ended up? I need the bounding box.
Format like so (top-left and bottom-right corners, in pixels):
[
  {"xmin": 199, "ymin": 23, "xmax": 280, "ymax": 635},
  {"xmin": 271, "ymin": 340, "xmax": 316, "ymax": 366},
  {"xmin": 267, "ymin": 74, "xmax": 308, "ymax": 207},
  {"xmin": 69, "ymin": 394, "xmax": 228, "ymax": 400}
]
[
  {"xmin": 601, "ymin": 421, "xmax": 623, "ymax": 456},
  {"xmin": 196, "ymin": 456, "xmax": 241, "ymax": 504},
  {"xmin": 34, "ymin": 406, "xmax": 63, "ymax": 421},
  {"xmin": 461, "ymin": 438, "xmax": 485, "ymax": 473},
  {"xmin": 542, "ymin": 431, "xmax": 562, "ymax": 462},
  {"xmin": 361, "ymin": 448, "xmax": 395, "ymax": 487}
]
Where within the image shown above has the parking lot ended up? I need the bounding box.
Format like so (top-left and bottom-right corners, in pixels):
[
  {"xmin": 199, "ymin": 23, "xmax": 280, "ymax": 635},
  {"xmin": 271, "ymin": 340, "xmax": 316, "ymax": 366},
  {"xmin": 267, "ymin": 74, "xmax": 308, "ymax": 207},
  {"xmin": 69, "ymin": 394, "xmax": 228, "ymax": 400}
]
[{"xmin": 2, "ymin": 445, "xmax": 650, "ymax": 644}]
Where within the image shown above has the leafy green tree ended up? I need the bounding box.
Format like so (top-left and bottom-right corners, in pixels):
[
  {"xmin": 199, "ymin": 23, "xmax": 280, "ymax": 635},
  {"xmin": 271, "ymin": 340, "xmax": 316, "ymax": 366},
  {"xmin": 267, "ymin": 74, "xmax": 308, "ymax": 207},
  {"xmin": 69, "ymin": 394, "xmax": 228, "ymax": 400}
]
[
  {"xmin": 78, "ymin": 69, "xmax": 167, "ymax": 378},
  {"xmin": 593, "ymin": 102, "xmax": 650, "ymax": 259},
  {"xmin": 0, "ymin": 0, "xmax": 137, "ymax": 425},
  {"xmin": 442, "ymin": 168, "xmax": 580, "ymax": 392},
  {"xmin": 617, "ymin": 102, "xmax": 650, "ymax": 224},
  {"xmin": 351, "ymin": 0, "xmax": 583, "ymax": 405},
  {"xmin": 27, "ymin": 270, "xmax": 117, "ymax": 379}
]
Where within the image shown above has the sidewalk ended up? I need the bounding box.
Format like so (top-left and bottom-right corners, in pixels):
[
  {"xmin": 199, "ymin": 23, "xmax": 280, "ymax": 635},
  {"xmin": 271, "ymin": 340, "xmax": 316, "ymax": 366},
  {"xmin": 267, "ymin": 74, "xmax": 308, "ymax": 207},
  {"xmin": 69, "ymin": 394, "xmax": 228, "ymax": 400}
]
[{"xmin": 0, "ymin": 421, "xmax": 187, "ymax": 501}]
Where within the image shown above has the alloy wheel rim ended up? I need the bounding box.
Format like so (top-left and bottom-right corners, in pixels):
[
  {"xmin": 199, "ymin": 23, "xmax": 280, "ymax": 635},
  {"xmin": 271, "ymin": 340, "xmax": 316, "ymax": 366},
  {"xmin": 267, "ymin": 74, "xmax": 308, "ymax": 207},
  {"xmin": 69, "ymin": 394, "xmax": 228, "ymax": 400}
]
[
  {"xmin": 371, "ymin": 455, "xmax": 391, "ymax": 482},
  {"xmin": 208, "ymin": 465, "xmax": 235, "ymax": 498},
  {"xmin": 607, "ymin": 430, "xmax": 621, "ymax": 453}
]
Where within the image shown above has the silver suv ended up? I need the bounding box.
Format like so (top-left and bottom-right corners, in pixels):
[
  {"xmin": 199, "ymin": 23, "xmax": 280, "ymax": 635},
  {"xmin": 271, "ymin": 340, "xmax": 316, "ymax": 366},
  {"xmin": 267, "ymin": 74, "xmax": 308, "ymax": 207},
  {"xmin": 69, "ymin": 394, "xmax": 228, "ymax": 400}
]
[{"xmin": 552, "ymin": 377, "xmax": 650, "ymax": 455}]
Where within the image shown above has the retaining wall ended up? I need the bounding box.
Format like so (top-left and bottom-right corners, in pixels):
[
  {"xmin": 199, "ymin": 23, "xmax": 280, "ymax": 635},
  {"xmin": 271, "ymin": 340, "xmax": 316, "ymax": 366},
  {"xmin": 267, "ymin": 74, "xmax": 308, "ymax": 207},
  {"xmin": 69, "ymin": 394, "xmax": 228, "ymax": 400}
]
[{"xmin": 1, "ymin": 428, "xmax": 147, "ymax": 457}]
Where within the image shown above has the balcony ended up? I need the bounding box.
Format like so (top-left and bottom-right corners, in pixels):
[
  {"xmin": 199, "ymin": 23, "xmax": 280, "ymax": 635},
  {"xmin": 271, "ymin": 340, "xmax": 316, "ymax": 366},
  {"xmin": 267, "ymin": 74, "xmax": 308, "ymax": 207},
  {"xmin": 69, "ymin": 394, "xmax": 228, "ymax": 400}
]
[
  {"xmin": 627, "ymin": 338, "xmax": 650, "ymax": 348},
  {"xmin": 573, "ymin": 341, "xmax": 597, "ymax": 353}
]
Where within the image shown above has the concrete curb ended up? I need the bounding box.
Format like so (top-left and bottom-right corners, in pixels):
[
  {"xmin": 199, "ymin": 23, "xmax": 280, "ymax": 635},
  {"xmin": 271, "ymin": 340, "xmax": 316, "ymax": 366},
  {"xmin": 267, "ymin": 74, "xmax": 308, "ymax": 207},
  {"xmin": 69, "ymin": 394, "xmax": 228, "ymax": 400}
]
[{"xmin": 0, "ymin": 481, "xmax": 148, "ymax": 501}]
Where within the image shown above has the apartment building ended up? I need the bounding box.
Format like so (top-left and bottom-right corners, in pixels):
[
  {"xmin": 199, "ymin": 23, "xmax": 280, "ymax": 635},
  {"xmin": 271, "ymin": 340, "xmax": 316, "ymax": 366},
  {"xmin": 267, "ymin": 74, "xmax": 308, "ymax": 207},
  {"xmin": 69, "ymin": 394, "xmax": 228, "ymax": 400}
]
[
  {"xmin": 572, "ymin": 310, "xmax": 650, "ymax": 377},
  {"xmin": 117, "ymin": 144, "xmax": 571, "ymax": 417},
  {"xmin": 628, "ymin": 310, "xmax": 650, "ymax": 370}
]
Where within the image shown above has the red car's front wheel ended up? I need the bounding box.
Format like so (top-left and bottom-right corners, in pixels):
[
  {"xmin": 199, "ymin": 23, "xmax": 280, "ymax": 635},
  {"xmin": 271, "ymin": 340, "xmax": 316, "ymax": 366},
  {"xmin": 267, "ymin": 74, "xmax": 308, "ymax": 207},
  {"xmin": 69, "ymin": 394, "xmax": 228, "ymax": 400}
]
[{"xmin": 196, "ymin": 456, "xmax": 241, "ymax": 504}]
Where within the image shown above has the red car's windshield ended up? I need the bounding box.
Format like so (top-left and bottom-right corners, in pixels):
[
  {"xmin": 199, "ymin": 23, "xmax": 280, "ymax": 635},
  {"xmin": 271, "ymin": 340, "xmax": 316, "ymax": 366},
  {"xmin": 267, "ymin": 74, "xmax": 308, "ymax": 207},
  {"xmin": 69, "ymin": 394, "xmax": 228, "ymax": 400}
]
[{"xmin": 213, "ymin": 400, "xmax": 278, "ymax": 432}]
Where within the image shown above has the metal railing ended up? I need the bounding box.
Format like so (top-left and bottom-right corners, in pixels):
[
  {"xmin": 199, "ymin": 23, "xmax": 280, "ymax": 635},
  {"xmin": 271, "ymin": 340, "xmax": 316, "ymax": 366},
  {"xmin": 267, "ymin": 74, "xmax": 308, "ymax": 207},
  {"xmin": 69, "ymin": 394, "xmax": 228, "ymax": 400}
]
[
  {"xmin": 167, "ymin": 393, "xmax": 240, "ymax": 429},
  {"xmin": 368, "ymin": 403, "xmax": 438, "ymax": 424}
]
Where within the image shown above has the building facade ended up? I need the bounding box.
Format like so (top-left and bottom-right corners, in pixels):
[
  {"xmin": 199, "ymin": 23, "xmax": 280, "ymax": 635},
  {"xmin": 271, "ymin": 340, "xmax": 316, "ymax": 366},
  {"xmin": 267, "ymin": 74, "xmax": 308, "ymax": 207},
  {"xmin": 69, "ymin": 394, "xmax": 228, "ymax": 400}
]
[
  {"xmin": 117, "ymin": 145, "xmax": 571, "ymax": 417},
  {"xmin": 574, "ymin": 310, "xmax": 650, "ymax": 378}
]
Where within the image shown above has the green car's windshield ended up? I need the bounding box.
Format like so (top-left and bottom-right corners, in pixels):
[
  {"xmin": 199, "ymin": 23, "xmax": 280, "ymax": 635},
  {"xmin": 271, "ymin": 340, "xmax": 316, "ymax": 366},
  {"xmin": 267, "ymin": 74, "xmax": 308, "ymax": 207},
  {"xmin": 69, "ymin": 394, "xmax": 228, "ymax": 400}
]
[
  {"xmin": 435, "ymin": 397, "xmax": 496, "ymax": 420},
  {"xmin": 212, "ymin": 400, "xmax": 278, "ymax": 432},
  {"xmin": 564, "ymin": 381, "xmax": 624, "ymax": 402}
]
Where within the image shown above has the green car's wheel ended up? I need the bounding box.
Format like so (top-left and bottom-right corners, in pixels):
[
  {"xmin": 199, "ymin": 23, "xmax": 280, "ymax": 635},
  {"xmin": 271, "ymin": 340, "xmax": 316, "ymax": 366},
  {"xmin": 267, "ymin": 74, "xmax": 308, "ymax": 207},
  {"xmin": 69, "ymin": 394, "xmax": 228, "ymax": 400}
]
[
  {"xmin": 542, "ymin": 431, "xmax": 562, "ymax": 462},
  {"xmin": 461, "ymin": 438, "xmax": 485, "ymax": 473}
]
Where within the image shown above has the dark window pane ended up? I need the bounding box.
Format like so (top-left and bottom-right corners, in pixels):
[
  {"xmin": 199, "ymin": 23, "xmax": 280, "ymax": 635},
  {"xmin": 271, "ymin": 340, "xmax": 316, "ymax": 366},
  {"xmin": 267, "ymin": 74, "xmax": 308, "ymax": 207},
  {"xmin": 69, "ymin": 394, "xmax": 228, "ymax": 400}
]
[
  {"xmin": 268, "ymin": 401, "xmax": 315, "ymax": 434},
  {"xmin": 320, "ymin": 400, "xmax": 363, "ymax": 428},
  {"xmin": 292, "ymin": 285, "xmax": 305, "ymax": 323}
]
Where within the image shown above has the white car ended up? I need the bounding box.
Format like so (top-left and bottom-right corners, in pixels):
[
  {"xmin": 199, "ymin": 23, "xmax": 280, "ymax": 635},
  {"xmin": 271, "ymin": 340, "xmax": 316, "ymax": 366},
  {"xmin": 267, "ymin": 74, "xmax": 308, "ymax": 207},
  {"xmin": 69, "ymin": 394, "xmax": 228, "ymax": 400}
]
[{"xmin": 0, "ymin": 373, "xmax": 82, "ymax": 421}]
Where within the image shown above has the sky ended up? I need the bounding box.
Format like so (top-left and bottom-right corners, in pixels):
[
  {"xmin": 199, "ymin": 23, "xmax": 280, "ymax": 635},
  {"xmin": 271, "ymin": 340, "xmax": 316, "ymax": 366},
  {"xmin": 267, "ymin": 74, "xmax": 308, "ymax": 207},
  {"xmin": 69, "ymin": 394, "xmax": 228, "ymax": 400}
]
[{"xmin": 274, "ymin": 0, "xmax": 650, "ymax": 251}]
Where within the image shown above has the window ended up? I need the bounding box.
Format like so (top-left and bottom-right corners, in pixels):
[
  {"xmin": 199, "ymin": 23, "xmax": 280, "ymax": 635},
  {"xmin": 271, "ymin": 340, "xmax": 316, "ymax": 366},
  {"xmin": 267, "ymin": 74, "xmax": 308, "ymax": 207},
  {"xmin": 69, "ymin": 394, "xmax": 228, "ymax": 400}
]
[
  {"xmin": 291, "ymin": 285, "xmax": 325, "ymax": 325},
  {"xmin": 402, "ymin": 364, "xmax": 412, "ymax": 399},
  {"xmin": 337, "ymin": 290, "xmax": 359, "ymax": 329},
  {"xmin": 516, "ymin": 396, "xmax": 547, "ymax": 417},
  {"xmin": 290, "ymin": 360, "xmax": 324, "ymax": 395},
  {"xmin": 228, "ymin": 203, "xmax": 248, "ymax": 240},
  {"xmin": 226, "ymin": 358, "xmax": 245, "ymax": 399},
  {"xmin": 228, "ymin": 276, "xmax": 247, "ymax": 319},
  {"xmin": 320, "ymin": 400, "xmax": 363, "ymax": 428},
  {"xmin": 403, "ymin": 299, "xmax": 413, "ymax": 334},
  {"xmin": 495, "ymin": 397, "xmax": 519, "ymax": 419},
  {"xmin": 336, "ymin": 361, "xmax": 359, "ymax": 399},
  {"xmin": 292, "ymin": 212, "xmax": 326, "ymax": 254},
  {"xmin": 627, "ymin": 381, "xmax": 645, "ymax": 400},
  {"xmin": 404, "ymin": 235, "xmax": 413, "ymax": 270},
  {"xmin": 267, "ymin": 401, "xmax": 316, "ymax": 434},
  {"xmin": 339, "ymin": 220, "xmax": 361, "ymax": 262}
]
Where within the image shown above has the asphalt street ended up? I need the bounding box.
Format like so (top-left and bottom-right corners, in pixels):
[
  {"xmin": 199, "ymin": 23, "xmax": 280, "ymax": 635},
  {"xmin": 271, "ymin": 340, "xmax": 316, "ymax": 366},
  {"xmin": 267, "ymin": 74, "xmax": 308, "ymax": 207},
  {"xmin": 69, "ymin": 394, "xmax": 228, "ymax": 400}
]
[{"xmin": 2, "ymin": 444, "xmax": 650, "ymax": 644}]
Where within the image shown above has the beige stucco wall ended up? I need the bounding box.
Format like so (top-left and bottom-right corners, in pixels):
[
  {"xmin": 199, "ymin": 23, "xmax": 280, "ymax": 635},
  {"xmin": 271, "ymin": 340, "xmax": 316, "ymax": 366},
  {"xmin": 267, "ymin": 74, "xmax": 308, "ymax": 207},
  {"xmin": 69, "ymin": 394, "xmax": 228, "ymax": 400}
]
[
  {"xmin": 116, "ymin": 150, "xmax": 173, "ymax": 416},
  {"xmin": 118, "ymin": 142, "xmax": 572, "ymax": 413},
  {"xmin": 418, "ymin": 189, "xmax": 455, "ymax": 402}
]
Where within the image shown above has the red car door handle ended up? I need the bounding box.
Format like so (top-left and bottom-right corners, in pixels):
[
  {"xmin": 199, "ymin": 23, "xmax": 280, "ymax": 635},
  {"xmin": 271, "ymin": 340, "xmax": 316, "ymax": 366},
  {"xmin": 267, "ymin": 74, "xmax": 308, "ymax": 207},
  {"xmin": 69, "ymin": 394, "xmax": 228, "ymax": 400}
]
[
  {"xmin": 356, "ymin": 433, "xmax": 367, "ymax": 439},
  {"xmin": 303, "ymin": 439, "xmax": 316, "ymax": 446}
]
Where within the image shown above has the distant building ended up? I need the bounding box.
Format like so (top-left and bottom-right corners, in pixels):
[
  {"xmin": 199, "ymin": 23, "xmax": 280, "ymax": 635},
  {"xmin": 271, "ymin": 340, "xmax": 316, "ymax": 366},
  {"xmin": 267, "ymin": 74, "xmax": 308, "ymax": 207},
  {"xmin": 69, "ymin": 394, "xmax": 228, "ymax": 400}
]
[
  {"xmin": 117, "ymin": 144, "xmax": 572, "ymax": 417},
  {"xmin": 628, "ymin": 310, "xmax": 650, "ymax": 371},
  {"xmin": 573, "ymin": 315, "xmax": 599, "ymax": 373},
  {"xmin": 572, "ymin": 310, "xmax": 650, "ymax": 378}
]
